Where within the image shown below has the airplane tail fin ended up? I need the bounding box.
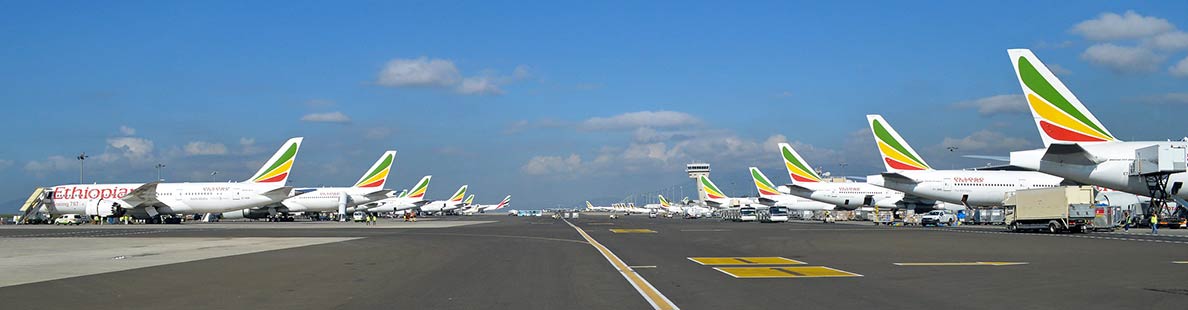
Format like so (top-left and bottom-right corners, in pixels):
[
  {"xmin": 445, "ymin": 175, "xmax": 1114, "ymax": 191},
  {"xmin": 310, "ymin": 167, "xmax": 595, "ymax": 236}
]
[
  {"xmin": 698, "ymin": 175, "xmax": 728, "ymax": 200},
  {"xmin": 749, "ymin": 167, "xmax": 782, "ymax": 197},
  {"xmin": 778, "ymin": 143, "xmax": 824, "ymax": 183},
  {"xmin": 246, "ymin": 137, "xmax": 304, "ymax": 184},
  {"xmin": 464, "ymin": 194, "xmax": 474, "ymax": 206},
  {"xmin": 1008, "ymin": 49, "xmax": 1117, "ymax": 145},
  {"xmin": 448, "ymin": 185, "xmax": 468, "ymax": 203},
  {"xmin": 586, "ymin": 201, "xmax": 594, "ymax": 210},
  {"xmin": 395, "ymin": 189, "xmax": 409, "ymax": 198},
  {"xmin": 658, "ymin": 195, "xmax": 670, "ymax": 207},
  {"xmin": 496, "ymin": 195, "xmax": 511, "ymax": 209},
  {"xmin": 404, "ymin": 175, "xmax": 432, "ymax": 200},
  {"xmin": 353, "ymin": 150, "xmax": 396, "ymax": 188},
  {"xmin": 867, "ymin": 115, "xmax": 932, "ymax": 172}
]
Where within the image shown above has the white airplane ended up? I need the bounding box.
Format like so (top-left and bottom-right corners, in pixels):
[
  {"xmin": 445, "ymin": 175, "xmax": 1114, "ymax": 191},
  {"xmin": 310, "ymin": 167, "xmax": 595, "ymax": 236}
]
[
  {"xmin": 865, "ymin": 115, "xmax": 1065, "ymax": 207},
  {"xmin": 361, "ymin": 175, "xmax": 433, "ymax": 212},
  {"xmin": 41, "ymin": 137, "xmax": 304, "ymax": 222},
  {"xmin": 695, "ymin": 175, "xmax": 754, "ymax": 209},
  {"xmin": 223, "ymin": 150, "xmax": 396, "ymax": 220},
  {"xmin": 419, "ymin": 185, "xmax": 468, "ymax": 213},
  {"xmin": 464, "ymin": 195, "xmax": 512, "ymax": 214},
  {"xmin": 1006, "ymin": 49, "xmax": 1188, "ymax": 215},
  {"xmin": 613, "ymin": 202, "xmax": 652, "ymax": 214},
  {"xmin": 584, "ymin": 201, "xmax": 616, "ymax": 212},
  {"xmin": 776, "ymin": 143, "xmax": 959, "ymax": 211},
  {"xmin": 656, "ymin": 195, "xmax": 685, "ymax": 214},
  {"xmin": 748, "ymin": 167, "xmax": 835, "ymax": 211}
]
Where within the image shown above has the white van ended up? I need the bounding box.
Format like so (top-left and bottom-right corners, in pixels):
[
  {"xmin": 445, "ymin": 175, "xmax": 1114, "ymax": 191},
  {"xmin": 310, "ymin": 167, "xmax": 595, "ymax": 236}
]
[{"xmin": 55, "ymin": 214, "xmax": 86, "ymax": 225}]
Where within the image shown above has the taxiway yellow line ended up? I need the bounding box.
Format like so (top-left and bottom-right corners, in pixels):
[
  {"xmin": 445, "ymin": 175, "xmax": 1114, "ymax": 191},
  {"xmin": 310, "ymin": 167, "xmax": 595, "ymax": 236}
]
[{"xmin": 563, "ymin": 219, "xmax": 678, "ymax": 310}]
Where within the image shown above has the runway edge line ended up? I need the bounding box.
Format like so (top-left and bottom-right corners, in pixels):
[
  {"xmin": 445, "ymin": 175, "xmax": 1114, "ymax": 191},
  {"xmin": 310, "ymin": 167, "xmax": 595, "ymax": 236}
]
[{"xmin": 562, "ymin": 219, "xmax": 679, "ymax": 310}]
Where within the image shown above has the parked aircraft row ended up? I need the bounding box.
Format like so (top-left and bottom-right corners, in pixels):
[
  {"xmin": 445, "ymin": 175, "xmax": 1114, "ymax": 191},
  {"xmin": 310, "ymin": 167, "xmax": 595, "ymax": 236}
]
[
  {"xmin": 28, "ymin": 139, "xmax": 510, "ymax": 222},
  {"xmin": 613, "ymin": 49, "xmax": 1176, "ymax": 221}
]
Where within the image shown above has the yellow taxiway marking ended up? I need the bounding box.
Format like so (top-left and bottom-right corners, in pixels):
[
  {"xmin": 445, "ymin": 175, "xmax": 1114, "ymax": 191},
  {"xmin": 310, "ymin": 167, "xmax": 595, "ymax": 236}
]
[
  {"xmin": 688, "ymin": 257, "xmax": 805, "ymax": 266},
  {"xmin": 564, "ymin": 219, "xmax": 678, "ymax": 310},
  {"xmin": 893, "ymin": 262, "xmax": 1029, "ymax": 266},
  {"xmin": 1173, "ymin": 261, "xmax": 1188, "ymax": 264},
  {"xmin": 714, "ymin": 266, "xmax": 863, "ymax": 278},
  {"xmin": 610, "ymin": 229, "xmax": 657, "ymax": 233}
]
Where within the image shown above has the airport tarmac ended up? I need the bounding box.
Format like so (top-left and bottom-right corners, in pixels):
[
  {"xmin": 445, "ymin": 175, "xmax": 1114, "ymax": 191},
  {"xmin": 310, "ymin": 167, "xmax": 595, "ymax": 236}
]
[{"xmin": 1, "ymin": 215, "xmax": 1186, "ymax": 309}]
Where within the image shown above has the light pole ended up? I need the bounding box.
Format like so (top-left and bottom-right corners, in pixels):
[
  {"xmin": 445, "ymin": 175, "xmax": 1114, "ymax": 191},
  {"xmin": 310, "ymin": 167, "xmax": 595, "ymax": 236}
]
[
  {"xmin": 155, "ymin": 163, "xmax": 166, "ymax": 181},
  {"xmin": 77, "ymin": 153, "xmax": 89, "ymax": 183},
  {"xmin": 210, "ymin": 171, "xmax": 218, "ymax": 182}
]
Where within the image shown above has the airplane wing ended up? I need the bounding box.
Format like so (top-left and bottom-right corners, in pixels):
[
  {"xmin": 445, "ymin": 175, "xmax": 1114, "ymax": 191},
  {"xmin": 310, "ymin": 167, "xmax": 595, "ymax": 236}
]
[
  {"xmin": 962, "ymin": 155, "xmax": 1010, "ymax": 162},
  {"xmin": 757, "ymin": 197, "xmax": 778, "ymax": 205},
  {"xmin": 880, "ymin": 172, "xmax": 918, "ymax": 184},
  {"xmin": 362, "ymin": 189, "xmax": 393, "ymax": 200},
  {"xmin": 845, "ymin": 176, "xmax": 867, "ymax": 182},
  {"xmin": 1041, "ymin": 143, "xmax": 1102, "ymax": 165},
  {"xmin": 119, "ymin": 181, "xmax": 162, "ymax": 207}
]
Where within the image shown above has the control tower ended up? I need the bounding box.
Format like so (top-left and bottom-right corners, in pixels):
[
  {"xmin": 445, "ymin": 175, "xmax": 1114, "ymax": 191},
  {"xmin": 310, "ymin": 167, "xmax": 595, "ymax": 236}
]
[{"xmin": 686, "ymin": 163, "xmax": 711, "ymax": 204}]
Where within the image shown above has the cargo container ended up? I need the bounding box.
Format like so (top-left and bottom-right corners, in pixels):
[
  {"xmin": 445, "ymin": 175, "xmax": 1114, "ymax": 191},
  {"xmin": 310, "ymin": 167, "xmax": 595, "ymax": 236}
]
[{"xmin": 1003, "ymin": 186, "xmax": 1097, "ymax": 233}]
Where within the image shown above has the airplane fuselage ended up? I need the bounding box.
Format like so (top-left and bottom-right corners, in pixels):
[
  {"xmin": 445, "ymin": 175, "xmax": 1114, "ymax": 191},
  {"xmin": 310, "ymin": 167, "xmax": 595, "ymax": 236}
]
[
  {"xmin": 46, "ymin": 182, "xmax": 288, "ymax": 215},
  {"xmin": 1011, "ymin": 141, "xmax": 1188, "ymax": 200},
  {"xmin": 869, "ymin": 170, "xmax": 1064, "ymax": 207}
]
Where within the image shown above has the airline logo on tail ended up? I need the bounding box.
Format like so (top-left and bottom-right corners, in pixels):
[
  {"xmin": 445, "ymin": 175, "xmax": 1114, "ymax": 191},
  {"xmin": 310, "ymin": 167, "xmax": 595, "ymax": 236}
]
[
  {"xmin": 586, "ymin": 201, "xmax": 594, "ymax": 210},
  {"xmin": 449, "ymin": 185, "xmax": 468, "ymax": 202},
  {"xmin": 749, "ymin": 167, "xmax": 780, "ymax": 196},
  {"xmin": 778, "ymin": 143, "xmax": 822, "ymax": 183},
  {"xmin": 464, "ymin": 194, "xmax": 474, "ymax": 206},
  {"xmin": 699, "ymin": 176, "xmax": 727, "ymax": 199},
  {"xmin": 354, "ymin": 151, "xmax": 396, "ymax": 188},
  {"xmin": 395, "ymin": 189, "xmax": 408, "ymax": 198},
  {"xmin": 248, "ymin": 137, "xmax": 303, "ymax": 183},
  {"xmin": 406, "ymin": 176, "xmax": 432, "ymax": 199},
  {"xmin": 1009, "ymin": 49, "xmax": 1116, "ymax": 145},
  {"xmin": 867, "ymin": 115, "xmax": 931, "ymax": 171},
  {"xmin": 659, "ymin": 195, "xmax": 671, "ymax": 207},
  {"xmin": 496, "ymin": 195, "xmax": 511, "ymax": 209}
]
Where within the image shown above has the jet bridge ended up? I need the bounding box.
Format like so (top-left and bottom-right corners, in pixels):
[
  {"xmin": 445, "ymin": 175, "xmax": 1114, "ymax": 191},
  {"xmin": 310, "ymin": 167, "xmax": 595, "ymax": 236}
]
[{"xmin": 1130, "ymin": 144, "xmax": 1188, "ymax": 224}]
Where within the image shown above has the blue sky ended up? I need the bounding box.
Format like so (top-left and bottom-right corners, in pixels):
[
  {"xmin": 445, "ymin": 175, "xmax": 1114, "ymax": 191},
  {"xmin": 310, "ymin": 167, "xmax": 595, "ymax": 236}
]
[{"xmin": 3, "ymin": 1, "xmax": 1188, "ymax": 210}]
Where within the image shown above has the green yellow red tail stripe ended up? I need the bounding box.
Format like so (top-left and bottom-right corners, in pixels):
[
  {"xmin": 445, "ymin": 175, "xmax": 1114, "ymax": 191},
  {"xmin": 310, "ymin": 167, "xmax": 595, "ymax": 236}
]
[
  {"xmin": 249, "ymin": 137, "xmax": 303, "ymax": 183},
  {"xmin": 1009, "ymin": 49, "xmax": 1116, "ymax": 144},
  {"xmin": 405, "ymin": 175, "xmax": 431, "ymax": 199},
  {"xmin": 867, "ymin": 115, "xmax": 931, "ymax": 171},
  {"xmin": 700, "ymin": 176, "xmax": 726, "ymax": 199},
  {"xmin": 354, "ymin": 151, "xmax": 396, "ymax": 188},
  {"xmin": 749, "ymin": 167, "xmax": 781, "ymax": 196},
  {"xmin": 778, "ymin": 143, "xmax": 822, "ymax": 182}
]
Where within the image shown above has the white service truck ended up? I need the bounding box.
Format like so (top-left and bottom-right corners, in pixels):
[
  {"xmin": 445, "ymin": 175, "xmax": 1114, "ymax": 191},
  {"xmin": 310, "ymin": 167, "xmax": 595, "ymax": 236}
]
[{"xmin": 1004, "ymin": 186, "xmax": 1097, "ymax": 233}]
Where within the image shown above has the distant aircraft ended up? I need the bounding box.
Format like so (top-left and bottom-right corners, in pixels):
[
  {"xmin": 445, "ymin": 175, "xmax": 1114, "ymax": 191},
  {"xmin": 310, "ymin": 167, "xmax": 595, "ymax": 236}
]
[
  {"xmin": 695, "ymin": 175, "xmax": 752, "ymax": 208},
  {"xmin": 1007, "ymin": 49, "xmax": 1188, "ymax": 216},
  {"xmin": 748, "ymin": 167, "xmax": 834, "ymax": 211},
  {"xmin": 865, "ymin": 114, "xmax": 1064, "ymax": 208},
  {"xmin": 584, "ymin": 201, "xmax": 615, "ymax": 212},
  {"xmin": 472, "ymin": 195, "xmax": 512, "ymax": 213},
  {"xmin": 419, "ymin": 184, "xmax": 468, "ymax": 213},
  {"xmin": 43, "ymin": 137, "xmax": 304, "ymax": 223},
  {"xmin": 777, "ymin": 143, "xmax": 946, "ymax": 211},
  {"xmin": 359, "ymin": 175, "xmax": 433, "ymax": 212},
  {"xmin": 224, "ymin": 150, "xmax": 396, "ymax": 220}
]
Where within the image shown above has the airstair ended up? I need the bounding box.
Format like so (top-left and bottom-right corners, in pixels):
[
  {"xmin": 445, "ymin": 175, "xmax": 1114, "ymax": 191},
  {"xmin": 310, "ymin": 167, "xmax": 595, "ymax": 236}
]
[
  {"xmin": 1131, "ymin": 144, "xmax": 1188, "ymax": 226},
  {"xmin": 17, "ymin": 188, "xmax": 50, "ymax": 224}
]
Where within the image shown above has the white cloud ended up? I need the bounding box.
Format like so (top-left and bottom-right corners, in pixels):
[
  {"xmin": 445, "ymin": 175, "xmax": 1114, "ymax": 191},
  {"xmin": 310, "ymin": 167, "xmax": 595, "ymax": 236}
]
[
  {"xmin": 184, "ymin": 141, "xmax": 228, "ymax": 156},
  {"xmin": 952, "ymin": 94, "xmax": 1028, "ymax": 116},
  {"xmin": 24, "ymin": 155, "xmax": 74, "ymax": 173},
  {"xmin": 1170, "ymin": 56, "xmax": 1188, "ymax": 77},
  {"xmin": 1080, "ymin": 43, "xmax": 1164, "ymax": 73},
  {"xmin": 300, "ymin": 111, "xmax": 351, "ymax": 123},
  {"xmin": 456, "ymin": 76, "xmax": 504, "ymax": 95},
  {"xmin": 512, "ymin": 65, "xmax": 532, "ymax": 79},
  {"xmin": 579, "ymin": 111, "xmax": 701, "ymax": 131},
  {"xmin": 1148, "ymin": 31, "xmax": 1188, "ymax": 50},
  {"xmin": 1071, "ymin": 10, "xmax": 1174, "ymax": 41},
  {"xmin": 1047, "ymin": 63, "xmax": 1073, "ymax": 75},
  {"xmin": 521, "ymin": 154, "xmax": 584, "ymax": 176},
  {"xmin": 376, "ymin": 57, "xmax": 460, "ymax": 87},
  {"xmin": 107, "ymin": 137, "xmax": 154, "ymax": 160},
  {"xmin": 119, "ymin": 125, "xmax": 136, "ymax": 136},
  {"xmin": 940, "ymin": 130, "xmax": 1032, "ymax": 152}
]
